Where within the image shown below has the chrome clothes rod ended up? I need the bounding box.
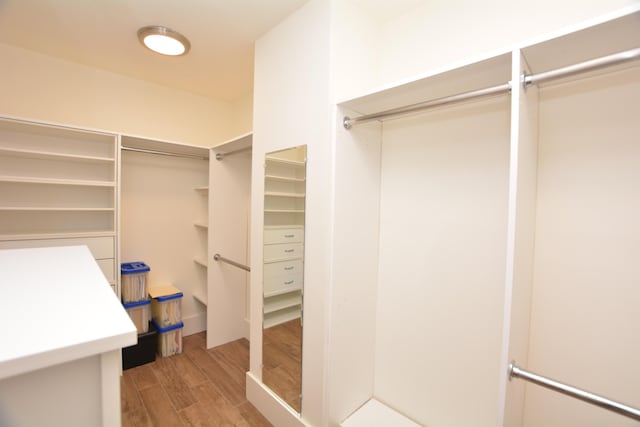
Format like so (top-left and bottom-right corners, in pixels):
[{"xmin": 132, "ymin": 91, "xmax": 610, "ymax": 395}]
[
  {"xmin": 122, "ymin": 146, "xmax": 209, "ymax": 160},
  {"xmin": 509, "ymin": 362, "xmax": 640, "ymax": 422},
  {"xmin": 524, "ymin": 48, "xmax": 640, "ymax": 87},
  {"xmin": 213, "ymin": 253, "xmax": 250, "ymax": 272},
  {"xmin": 344, "ymin": 48, "xmax": 640, "ymax": 129},
  {"xmin": 215, "ymin": 146, "xmax": 252, "ymax": 160},
  {"xmin": 343, "ymin": 82, "xmax": 511, "ymax": 129}
]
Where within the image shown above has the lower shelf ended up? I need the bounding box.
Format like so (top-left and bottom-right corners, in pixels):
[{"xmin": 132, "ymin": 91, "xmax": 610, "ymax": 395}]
[
  {"xmin": 263, "ymin": 304, "xmax": 301, "ymax": 329},
  {"xmin": 341, "ymin": 399, "xmax": 420, "ymax": 427},
  {"xmin": 193, "ymin": 289, "xmax": 207, "ymax": 306}
]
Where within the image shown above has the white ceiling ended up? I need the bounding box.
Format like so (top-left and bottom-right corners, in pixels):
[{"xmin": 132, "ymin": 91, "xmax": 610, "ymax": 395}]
[{"xmin": 0, "ymin": 0, "xmax": 310, "ymax": 101}]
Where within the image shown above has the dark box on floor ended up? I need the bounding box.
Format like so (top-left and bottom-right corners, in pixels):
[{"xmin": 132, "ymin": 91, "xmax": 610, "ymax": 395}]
[{"xmin": 122, "ymin": 321, "xmax": 157, "ymax": 370}]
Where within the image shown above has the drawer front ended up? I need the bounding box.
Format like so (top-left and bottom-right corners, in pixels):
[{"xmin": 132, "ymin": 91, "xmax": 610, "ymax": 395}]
[
  {"xmin": 263, "ymin": 259, "xmax": 303, "ymax": 295},
  {"xmin": 263, "ymin": 243, "xmax": 303, "ymax": 262},
  {"xmin": 263, "ymin": 227, "xmax": 304, "ymax": 245},
  {"xmin": 0, "ymin": 236, "xmax": 114, "ymax": 259},
  {"xmin": 96, "ymin": 258, "xmax": 115, "ymax": 283}
]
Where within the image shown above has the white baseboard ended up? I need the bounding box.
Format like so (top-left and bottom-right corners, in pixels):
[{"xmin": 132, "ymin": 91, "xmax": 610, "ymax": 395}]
[
  {"xmin": 182, "ymin": 311, "xmax": 206, "ymax": 336},
  {"xmin": 246, "ymin": 372, "xmax": 309, "ymax": 427}
]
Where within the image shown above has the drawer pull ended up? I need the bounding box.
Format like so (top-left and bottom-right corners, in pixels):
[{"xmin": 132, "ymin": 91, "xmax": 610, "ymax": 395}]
[
  {"xmin": 284, "ymin": 249, "xmax": 294, "ymax": 253},
  {"xmin": 284, "ymin": 280, "xmax": 294, "ymax": 285},
  {"xmin": 284, "ymin": 234, "xmax": 295, "ymax": 238},
  {"xmin": 284, "ymin": 266, "xmax": 294, "ymax": 271}
]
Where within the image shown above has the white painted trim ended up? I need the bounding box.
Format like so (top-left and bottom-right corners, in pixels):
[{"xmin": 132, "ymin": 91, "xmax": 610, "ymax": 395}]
[
  {"xmin": 182, "ymin": 311, "xmax": 206, "ymax": 337},
  {"xmin": 246, "ymin": 372, "xmax": 310, "ymax": 427},
  {"xmin": 100, "ymin": 349, "xmax": 121, "ymax": 427}
]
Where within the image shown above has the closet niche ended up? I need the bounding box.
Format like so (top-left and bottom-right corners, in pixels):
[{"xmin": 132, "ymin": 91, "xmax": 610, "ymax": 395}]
[
  {"xmin": 330, "ymin": 9, "xmax": 639, "ymax": 427},
  {"xmin": 262, "ymin": 145, "xmax": 306, "ymax": 413}
]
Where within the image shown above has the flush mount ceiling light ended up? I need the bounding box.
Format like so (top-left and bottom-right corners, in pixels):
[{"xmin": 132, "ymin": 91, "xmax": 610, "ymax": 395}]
[{"xmin": 137, "ymin": 25, "xmax": 190, "ymax": 56}]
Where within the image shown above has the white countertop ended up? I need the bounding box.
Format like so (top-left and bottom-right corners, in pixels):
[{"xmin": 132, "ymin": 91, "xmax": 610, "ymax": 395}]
[{"xmin": 0, "ymin": 245, "xmax": 137, "ymax": 380}]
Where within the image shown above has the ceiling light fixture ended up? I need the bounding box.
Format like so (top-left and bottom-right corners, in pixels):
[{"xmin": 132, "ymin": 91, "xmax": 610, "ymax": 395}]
[{"xmin": 137, "ymin": 25, "xmax": 190, "ymax": 56}]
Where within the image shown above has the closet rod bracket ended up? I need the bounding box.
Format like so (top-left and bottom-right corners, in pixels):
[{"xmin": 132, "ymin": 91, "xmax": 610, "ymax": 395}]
[{"xmin": 343, "ymin": 116, "xmax": 353, "ymax": 130}]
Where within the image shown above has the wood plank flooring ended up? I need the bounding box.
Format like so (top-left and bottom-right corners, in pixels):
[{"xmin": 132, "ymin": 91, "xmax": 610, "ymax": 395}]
[
  {"xmin": 262, "ymin": 319, "xmax": 302, "ymax": 413},
  {"xmin": 121, "ymin": 332, "xmax": 272, "ymax": 427}
]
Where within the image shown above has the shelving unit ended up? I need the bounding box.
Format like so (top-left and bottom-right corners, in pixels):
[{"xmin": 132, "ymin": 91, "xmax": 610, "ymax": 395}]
[
  {"xmin": 263, "ymin": 147, "xmax": 306, "ymax": 328},
  {"xmin": 0, "ymin": 116, "xmax": 118, "ymax": 293},
  {"xmin": 193, "ymin": 184, "xmax": 209, "ymax": 307},
  {"xmin": 208, "ymin": 132, "xmax": 252, "ymax": 347},
  {"xmin": 331, "ymin": 9, "xmax": 640, "ymax": 427}
]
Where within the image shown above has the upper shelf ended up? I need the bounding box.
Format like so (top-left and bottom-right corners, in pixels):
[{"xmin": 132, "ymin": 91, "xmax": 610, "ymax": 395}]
[
  {"xmin": 0, "ymin": 147, "xmax": 114, "ymax": 163},
  {"xmin": 265, "ymin": 174, "xmax": 306, "ymax": 183},
  {"xmin": 0, "ymin": 175, "xmax": 115, "ymax": 187},
  {"xmin": 212, "ymin": 132, "xmax": 252, "ymax": 151},
  {"xmin": 121, "ymin": 135, "xmax": 210, "ymax": 160},
  {"xmin": 265, "ymin": 157, "xmax": 305, "ymax": 167},
  {"xmin": 521, "ymin": 9, "xmax": 640, "ymax": 75}
]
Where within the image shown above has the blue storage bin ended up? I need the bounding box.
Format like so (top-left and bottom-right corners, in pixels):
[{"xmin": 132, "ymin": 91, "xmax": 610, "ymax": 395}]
[
  {"xmin": 152, "ymin": 320, "xmax": 184, "ymax": 357},
  {"xmin": 123, "ymin": 299, "xmax": 151, "ymax": 333},
  {"xmin": 121, "ymin": 262, "xmax": 150, "ymax": 303}
]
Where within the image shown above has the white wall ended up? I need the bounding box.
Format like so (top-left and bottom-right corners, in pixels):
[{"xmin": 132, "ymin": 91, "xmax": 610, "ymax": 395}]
[
  {"xmin": 0, "ymin": 42, "xmax": 243, "ymax": 146},
  {"xmin": 250, "ymin": 1, "xmax": 332, "ymax": 426},
  {"xmin": 335, "ymin": 0, "xmax": 639, "ymax": 101},
  {"xmin": 120, "ymin": 151, "xmax": 209, "ymax": 336},
  {"xmin": 523, "ymin": 66, "xmax": 640, "ymax": 427},
  {"xmin": 373, "ymin": 98, "xmax": 511, "ymax": 426},
  {"xmin": 248, "ymin": 1, "xmax": 640, "ymax": 427}
]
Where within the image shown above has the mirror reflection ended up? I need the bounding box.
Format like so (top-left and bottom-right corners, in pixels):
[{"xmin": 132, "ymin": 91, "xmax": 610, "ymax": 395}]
[{"xmin": 262, "ymin": 145, "xmax": 306, "ymax": 413}]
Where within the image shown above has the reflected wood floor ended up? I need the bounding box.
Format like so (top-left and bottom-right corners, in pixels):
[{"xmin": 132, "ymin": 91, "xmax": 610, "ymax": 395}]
[
  {"xmin": 121, "ymin": 332, "xmax": 272, "ymax": 427},
  {"xmin": 262, "ymin": 319, "xmax": 302, "ymax": 413}
]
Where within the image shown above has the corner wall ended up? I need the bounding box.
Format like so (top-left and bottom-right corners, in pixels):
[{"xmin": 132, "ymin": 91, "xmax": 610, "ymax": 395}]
[{"xmin": 250, "ymin": 1, "xmax": 333, "ymax": 426}]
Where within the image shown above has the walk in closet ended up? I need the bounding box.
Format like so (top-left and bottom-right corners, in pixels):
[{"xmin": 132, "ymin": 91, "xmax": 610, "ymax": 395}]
[
  {"xmin": 120, "ymin": 136, "xmax": 210, "ymax": 336},
  {"xmin": 332, "ymin": 9, "xmax": 639, "ymax": 427}
]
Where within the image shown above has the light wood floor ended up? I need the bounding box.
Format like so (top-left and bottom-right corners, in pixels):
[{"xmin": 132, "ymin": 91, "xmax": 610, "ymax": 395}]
[
  {"xmin": 121, "ymin": 332, "xmax": 272, "ymax": 427},
  {"xmin": 262, "ymin": 319, "xmax": 302, "ymax": 413}
]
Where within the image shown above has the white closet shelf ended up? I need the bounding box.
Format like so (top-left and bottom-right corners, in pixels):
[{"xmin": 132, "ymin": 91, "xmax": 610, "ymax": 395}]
[
  {"xmin": 264, "ymin": 191, "xmax": 306, "ymax": 198},
  {"xmin": 0, "ymin": 230, "xmax": 116, "ymax": 242},
  {"xmin": 263, "ymin": 308, "xmax": 301, "ymax": 328},
  {"xmin": 0, "ymin": 175, "xmax": 115, "ymax": 187},
  {"xmin": 193, "ymin": 289, "xmax": 207, "ymax": 306},
  {"xmin": 265, "ymin": 174, "xmax": 306, "ymax": 183},
  {"xmin": 0, "ymin": 147, "xmax": 114, "ymax": 163},
  {"xmin": 0, "ymin": 207, "xmax": 114, "ymax": 212},
  {"xmin": 193, "ymin": 221, "xmax": 208, "ymax": 229},
  {"xmin": 193, "ymin": 257, "xmax": 208, "ymax": 268},
  {"xmin": 264, "ymin": 287, "xmax": 302, "ymax": 299},
  {"xmin": 265, "ymin": 157, "xmax": 305, "ymax": 167},
  {"xmin": 264, "ymin": 209, "xmax": 305, "ymax": 214},
  {"xmin": 263, "ymin": 298, "xmax": 301, "ymax": 315}
]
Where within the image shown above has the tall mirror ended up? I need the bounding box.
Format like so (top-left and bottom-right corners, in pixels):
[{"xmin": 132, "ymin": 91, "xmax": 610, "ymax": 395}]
[{"xmin": 262, "ymin": 145, "xmax": 306, "ymax": 413}]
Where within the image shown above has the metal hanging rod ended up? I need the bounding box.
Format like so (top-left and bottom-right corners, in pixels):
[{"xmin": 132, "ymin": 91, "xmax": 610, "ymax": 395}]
[
  {"xmin": 215, "ymin": 146, "xmax": 252, "ymax": 161},
  {"xmin": 524, "ymin": 47, "xmax": 640, "ymax": 87},
  {"xmin": 343, "ymin": 82, "xmax": 511, "ymax": 129},
  {"xmin": 122, "ymin": 146, "xmax": 209, "ymax": 160},
  {"xmin": 509, "ymin": 362, "xmax": 640, "ymax": 422},
  {"xmin": 344, "ymin": 48, "xmax": 640, "ymax": 130},
  {"xmin": 213, "ymin": 253, "xmax": 250, "ymax": 272}
]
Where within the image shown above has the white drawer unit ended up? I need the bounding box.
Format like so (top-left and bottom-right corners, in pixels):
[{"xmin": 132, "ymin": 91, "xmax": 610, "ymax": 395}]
[
  {"xmin": 263, "ymin": 227, "xmax": 304, "ymax": 244},
  {"xmin": 263, "ymin": 242, "xmax": 303, "ymax": 263},
  {"xmin": 263, "ymin": 259, "xmax": 303, "ymax": 296},
  {"xmin": 95, "ymin": 258, "xmax": 115, "ymax": 283}
]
